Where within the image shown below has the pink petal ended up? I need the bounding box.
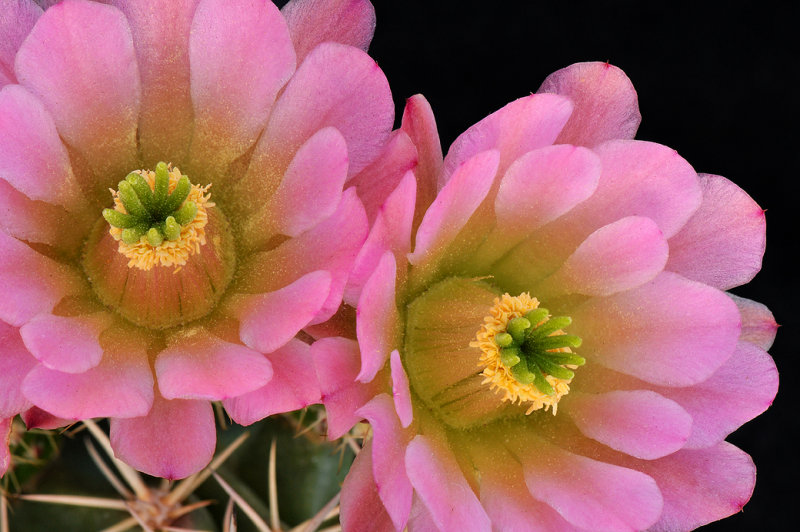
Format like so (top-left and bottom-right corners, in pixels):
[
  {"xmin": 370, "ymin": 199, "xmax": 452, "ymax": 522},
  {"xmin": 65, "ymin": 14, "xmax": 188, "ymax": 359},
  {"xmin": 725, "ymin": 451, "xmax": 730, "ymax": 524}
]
[
  {"xmin": 235, "ymin": 270, "xmax": 332, "ymax": 354},
  {"xmin": 571, "ymin": 272, "xmax": 741, "ymax": 386},
  {"xmin": 312, "ymin": 336, "xmax": 381, "ymax": 439},
  {"xmin": 405, "ymin": 435, "xmax": 491, "ymax": 532},
  {"xmin": 0, "ymin": 230, "xmax": 83, "ymax": 327},
  {"xmin": 390, "ymin": 350, "xmax": 413, "ymax": 428},
  {"xmin": 15, "ymin": 0, "xmax": 140, "ymax": 179},
  {"xmin": 110, "ymin": 393, "xmax": 215, "ymax": 479},
  {"xmin": 189, "ymin": 0, "xmax": 295, "ymax": 175},
  {"xmin": 441, "ymin": 93, "xmax": 573, "ymax": 187},
  {"xmin": 223, "ymin": 338, "xmax": 320, "ymax": 425},
  {"xmin": 345, "ymin": 170, "xmax": 415, "ymax": 306},
  {"xmin": 639, "ymin": 442, "xmax": 755, "ymax": 531},
  {"xmin": 572, "ymin": 140, "xmax": 702, "ymax": 239},
  {"xmin": 478, "ymin": 450, "xmax": 576, "ymax": 532},
  {"xmin": 307, "ymin": 190, "xmax": 369, "ymax": 322},
  {"xmin": 356, "ymin": 251, "xmax": 399, "ymax": 383},
  {"xmin": 1, "ymin": 416, "xmax": 11, "ymax": 476},
  {"xmin": 658, "ymin": 341, "xmax": 778, "ymax": 449},
  {"xmin": 409, "ymin": 150, "xmax": 499, "ymax": 267},
  {"xmin": 493, "ymin": 141, "xmax": 701, "ymax": 290},
  {"xmin": 22, "ymin": 334, "xmax": 154, "ymax": 419},
  {"xmin": 566, "ymin": 390, "xmax": 692, "ymax": 460},
  {"xmin": 339, "ymin": 439, "xmax": 396, "ymax": 532},
  {"xmin": 543, "ymin": 216, "xmax": 668, "ymax": 297},
  {"xmin": 0, "ymin": 321, "xmax": 35, "ymax": 418},
  {"xmin": 667, "ymin": 173, "xmax": 766, "ymax": 290},
  {"xmin": 519, "ymin": 439, "xmax": 663, "ymax": 531},
  {"xmin": 111, "ymin": 0, "xmax": 200, "ymax": 165},
  {"xmin": 347, "ymin": 129, "xmax": 418, "ymax": 223},
  {"xmin": 0, "ymin": 179, "xmax": 84, "ymax": 251},
  {"xmin": 730, "ymin": 294, "xmax": 778, "ymax": 350},
  {"xmin": 246, "ymin": 127, "xmax": 349, "ymax": 243},
  {"xmin": 253, "ymin": 42, "xmax": 393, "ymax": 179},
  {"xmin": 0, "ymin": 83, "xmax": 83, "ymax": 210},
  {"xmin": 494, "ymin": 144, "xmax": 601, "ymax": 241},
  {"xmin": 281, "ymin": 0, "xmax": 376, "ymax": 64},
  {"xmin": 358, "ymin": 394, "xmax": 413, "ymax": 531},
  {"xmin": 21, "ymin": 406, "xmax": 70, "ymax": 430},
  {"xmin": 238, "ymin": 188, "xmax": 368, "ymax": 322},
  {"xmin": 19, "ymin": 312, "xmax": 110, "ymax": 374},
  {"xmin": 407, "ymin": 496, "xmax": 439, "ymax": 532},
  {"xmin": 0, "ymin": 0, "xmax": 42, "ymax": 85},
  {"xmin": 401, "ymin": 94, "xmax": 443, "ymax": 221},
  {"xmin": 157, "ymin": 332, "xmax": 272, "ymax": 401},
  {"xmin": 538, "ymin": 62, "xmax": 641, "ymax": 147}
]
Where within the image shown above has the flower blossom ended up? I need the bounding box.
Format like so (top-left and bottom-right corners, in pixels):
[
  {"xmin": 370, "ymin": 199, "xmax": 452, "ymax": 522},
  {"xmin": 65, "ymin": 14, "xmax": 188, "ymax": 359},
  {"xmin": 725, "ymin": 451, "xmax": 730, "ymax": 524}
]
[
  {"xmin": 316, "ymin": 62, "xmax": 779, "ymax": 531},
  {"xmin": 0, "ymin": 0, "xmax": 392, "ymax": 479}
]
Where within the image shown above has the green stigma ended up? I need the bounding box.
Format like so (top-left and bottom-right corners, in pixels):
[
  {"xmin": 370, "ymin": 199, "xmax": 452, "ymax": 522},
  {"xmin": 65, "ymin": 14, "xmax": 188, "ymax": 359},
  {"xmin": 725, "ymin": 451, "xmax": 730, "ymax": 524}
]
[
  {"xmin": 495, "ymin": 309, "xmax": 585, "ymax": 395},
  {"xmin": 102, "ymin": 162, "xmax": 199, "ymax": 245}
]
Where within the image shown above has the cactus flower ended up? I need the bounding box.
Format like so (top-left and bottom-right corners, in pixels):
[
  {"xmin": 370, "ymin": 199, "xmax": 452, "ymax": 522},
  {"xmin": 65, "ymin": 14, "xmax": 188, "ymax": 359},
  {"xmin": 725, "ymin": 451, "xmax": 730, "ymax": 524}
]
[
  {"xmin": 322, "ymin": 62, "xmax": 778, "ymax": 531},
  {"xmin": 0, "ymin": 0, "xmax": 389, "ymax": 479}
]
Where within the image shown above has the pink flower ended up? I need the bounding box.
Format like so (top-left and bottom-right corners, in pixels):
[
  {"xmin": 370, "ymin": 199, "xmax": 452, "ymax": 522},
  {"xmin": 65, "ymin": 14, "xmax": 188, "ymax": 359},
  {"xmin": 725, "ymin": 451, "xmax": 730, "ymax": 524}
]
[
  {"xmin": 0, "ymin": 0, "xmax": 391, "ymax": 479},
  {"xmin": 320, "ymin": 62, "xmax": 778, "ymax": 530}
]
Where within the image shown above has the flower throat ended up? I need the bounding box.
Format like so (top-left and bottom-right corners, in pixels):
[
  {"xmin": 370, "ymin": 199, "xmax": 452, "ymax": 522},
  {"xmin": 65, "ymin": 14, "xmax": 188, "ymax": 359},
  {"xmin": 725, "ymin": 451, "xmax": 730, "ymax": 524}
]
[{"xmin": 82, "ymin": 163, "xmax": 236, "ymax": 330}]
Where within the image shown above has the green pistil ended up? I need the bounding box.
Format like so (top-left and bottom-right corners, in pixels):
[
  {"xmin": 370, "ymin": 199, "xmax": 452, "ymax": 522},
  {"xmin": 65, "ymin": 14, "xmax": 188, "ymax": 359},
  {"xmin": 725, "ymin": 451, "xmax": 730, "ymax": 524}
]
[
  {"xmin": 495, "ymin": 309, "xmax": 585, "ymax": 395},
  {"xmin": 102, "ymin": 162, "xmax": 198, "ymax": 245}
]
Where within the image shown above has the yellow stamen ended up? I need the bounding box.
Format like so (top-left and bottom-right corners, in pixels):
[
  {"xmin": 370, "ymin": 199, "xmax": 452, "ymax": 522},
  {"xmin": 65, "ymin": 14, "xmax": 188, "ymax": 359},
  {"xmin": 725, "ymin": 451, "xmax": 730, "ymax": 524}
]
[
  {"xmin": 107, "ymin": 164, "xmax": 213, "ymax": 271},
  {"xmin": 470, "ymin": 293, "xmax": 576, "ymax": 415}
]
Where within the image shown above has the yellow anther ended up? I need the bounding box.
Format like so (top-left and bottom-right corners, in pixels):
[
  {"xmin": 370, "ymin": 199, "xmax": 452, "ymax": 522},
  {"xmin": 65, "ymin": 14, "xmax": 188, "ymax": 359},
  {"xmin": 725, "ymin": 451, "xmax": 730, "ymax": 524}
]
[{"xmin": 470, "ymin": 293, "xmax": 578, "ymax": 415}]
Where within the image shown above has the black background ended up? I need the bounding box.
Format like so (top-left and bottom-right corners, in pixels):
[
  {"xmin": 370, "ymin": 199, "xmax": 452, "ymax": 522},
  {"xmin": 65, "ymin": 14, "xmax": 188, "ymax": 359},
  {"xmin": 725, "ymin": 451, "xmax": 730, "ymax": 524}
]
[{"xmin": 365, "ymin": 1, "xmax": 797, "ymax": 529}]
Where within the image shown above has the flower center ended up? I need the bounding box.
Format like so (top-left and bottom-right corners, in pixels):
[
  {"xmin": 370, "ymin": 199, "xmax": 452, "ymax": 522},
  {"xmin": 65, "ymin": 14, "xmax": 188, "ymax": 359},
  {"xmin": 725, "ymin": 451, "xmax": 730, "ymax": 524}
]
[
  {"xmin": 82, "ymin": 163, "xmax": 236, "ymax": 330},
  {"xmin": 102, "ymin": 162, "xmax": 212, "ymax": 271},
  {"xmin": 404, "ymin": 277, "xmax": 586, "ymax": 429},
  {"xmin": 471, "ymin": 293, "xmax": 584, "ymax": 414}
]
